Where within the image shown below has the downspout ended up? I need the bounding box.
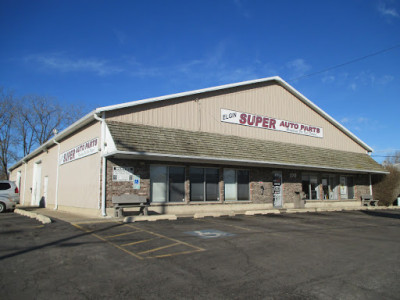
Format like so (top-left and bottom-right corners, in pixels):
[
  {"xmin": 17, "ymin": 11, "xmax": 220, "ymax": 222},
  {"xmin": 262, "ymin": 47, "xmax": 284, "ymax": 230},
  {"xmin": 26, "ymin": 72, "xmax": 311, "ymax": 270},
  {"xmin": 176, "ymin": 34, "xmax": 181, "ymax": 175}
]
[
  {"xmin": 94, "ymin": 112, "xmax": 107, "ymax": 216},
  {"xmin": 22, "ymin": 161, "xmax": 27, "ymax": 205},
  {"xmin": 53, "ymin": 140, "xmax": 61, "ymax": 210},
  {"xmin": 369, "ymin": 173, "xmax": 373, "ymax": 197}
]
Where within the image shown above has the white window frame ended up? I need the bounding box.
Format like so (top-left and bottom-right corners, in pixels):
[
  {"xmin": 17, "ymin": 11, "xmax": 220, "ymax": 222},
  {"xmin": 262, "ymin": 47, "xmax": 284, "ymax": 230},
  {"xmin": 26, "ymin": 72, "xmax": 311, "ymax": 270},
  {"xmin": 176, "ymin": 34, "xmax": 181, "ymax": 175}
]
[
  {"xmin": 223, "ymin": 168, "xmax": 250, "ymax": 201},
  {"xmin": 189, "ymin": 167, "xmax": 220, "ymax": 202},
  {"xmin": 150, "ymin": 164, "xmax": 186, "ymax": 203}
]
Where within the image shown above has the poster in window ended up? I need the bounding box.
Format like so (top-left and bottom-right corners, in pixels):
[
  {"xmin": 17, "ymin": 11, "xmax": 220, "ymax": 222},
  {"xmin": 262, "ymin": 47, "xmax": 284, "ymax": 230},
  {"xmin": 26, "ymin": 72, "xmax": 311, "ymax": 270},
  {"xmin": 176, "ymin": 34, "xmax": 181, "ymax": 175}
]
[{"xmin": 340, "ymin": 176, "xmax": 347, "ymax": 195}]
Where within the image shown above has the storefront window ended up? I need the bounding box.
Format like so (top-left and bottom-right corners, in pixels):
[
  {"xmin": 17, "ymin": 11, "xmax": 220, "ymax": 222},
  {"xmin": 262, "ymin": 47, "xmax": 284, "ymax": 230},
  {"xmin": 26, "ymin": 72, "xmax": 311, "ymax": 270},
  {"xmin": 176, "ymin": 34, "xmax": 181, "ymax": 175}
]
[
  {"xmin": 348, "ymin": 177, "xmax": 354, "ymax": 199},
  {"xmin": 302, "ymin": 174, "xmax": 319, "ymax": 200},
  {"xmin": 150, "ymin": 165, "xmax": 185, "ymax": 203},
  {"xmin": 190, "ymin": 167, "xmax": 219, "ymax": 201},
  {"xmin": 169, "ymin": 167, "xmax": 185, "ymax": 202},
  {"xmin": 150, "ymin": 166, "xmax": 167, "ymax": 203},
  {"xmin": 322, "ymin": 175, "xmax": 338, "ymax": 200},
  {"xmin": 340, "ymin": 176, "xmax": 354, "ymax": 199},
  {"xmin": 224, "ymin": 169, "xmax": 249, "ymax": 201}
]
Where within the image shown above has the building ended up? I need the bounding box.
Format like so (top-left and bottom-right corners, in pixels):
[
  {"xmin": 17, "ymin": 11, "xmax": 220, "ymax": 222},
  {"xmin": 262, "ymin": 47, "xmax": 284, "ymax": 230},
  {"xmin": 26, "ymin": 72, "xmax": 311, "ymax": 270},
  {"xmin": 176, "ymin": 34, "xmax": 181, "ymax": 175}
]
[{"xmin": 8, "ymin": 77, "xmax": 386, "ymax": 216}]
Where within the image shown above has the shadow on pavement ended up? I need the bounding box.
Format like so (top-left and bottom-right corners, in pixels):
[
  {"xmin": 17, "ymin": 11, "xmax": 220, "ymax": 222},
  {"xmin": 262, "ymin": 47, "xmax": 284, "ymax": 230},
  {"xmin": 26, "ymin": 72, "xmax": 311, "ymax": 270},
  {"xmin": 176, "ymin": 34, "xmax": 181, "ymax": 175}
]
[
  {"xmin": 360, "ymin": 210, "xmax": 400, "ymax": 220},
  {"xmin": 0, "ymin": 221, "xmax": 124, "ymax": 261}
]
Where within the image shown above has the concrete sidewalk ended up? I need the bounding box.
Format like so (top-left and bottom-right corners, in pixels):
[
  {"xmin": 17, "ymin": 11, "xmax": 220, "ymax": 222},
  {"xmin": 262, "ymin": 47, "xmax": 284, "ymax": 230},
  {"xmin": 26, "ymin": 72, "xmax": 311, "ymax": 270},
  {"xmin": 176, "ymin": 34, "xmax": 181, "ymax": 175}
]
[
  {"xmin": 15, "ymin": 205, "xmax": 400, "ymax": 225},
  {"xmin": 15, "ymin": 206, "xmax": 113, "ymax": 224}
]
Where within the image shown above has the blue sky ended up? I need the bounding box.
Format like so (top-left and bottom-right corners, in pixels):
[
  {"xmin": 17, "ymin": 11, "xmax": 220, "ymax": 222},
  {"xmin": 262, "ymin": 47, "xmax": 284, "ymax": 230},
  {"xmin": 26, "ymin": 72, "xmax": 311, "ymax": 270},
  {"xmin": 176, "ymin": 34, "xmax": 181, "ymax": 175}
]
[{"xmin": 1, "ymin": 0, "xmax": 399, "ymax": 162}]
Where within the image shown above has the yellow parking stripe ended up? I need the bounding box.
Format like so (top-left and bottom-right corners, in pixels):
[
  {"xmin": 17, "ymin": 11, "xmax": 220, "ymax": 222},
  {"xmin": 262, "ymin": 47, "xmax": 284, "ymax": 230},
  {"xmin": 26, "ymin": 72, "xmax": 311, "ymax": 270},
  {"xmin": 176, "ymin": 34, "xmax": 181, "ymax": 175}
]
[
  {"xmin": 138, "ymin": 242, "xmax": 180, "ymax": 255},
  {"xmin": 120, "ymin": 238, "xmax": 155, "ymax": 247},
  {"xmin": 72, "ymin": 222, "xmax": 206, "ymax": 260},
  {"xmin": 72, "ymin": 223, "xmax": 143, "ymax": 260},
  {"xmin": 151, "ymin": 249, "xmax": 205, "ymax": 259},
  {"xmin": 103, "ymin": 230, "xmax": 142, "ymax": 238}
]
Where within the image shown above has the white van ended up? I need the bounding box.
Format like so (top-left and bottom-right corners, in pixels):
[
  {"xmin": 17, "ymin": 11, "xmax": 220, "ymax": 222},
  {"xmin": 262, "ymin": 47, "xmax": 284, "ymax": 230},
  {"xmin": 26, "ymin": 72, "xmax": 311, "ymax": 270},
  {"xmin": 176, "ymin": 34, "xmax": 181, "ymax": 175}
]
[{"xmin": 0, "ymin": 180, "xmax": 20, "ymax": 213}]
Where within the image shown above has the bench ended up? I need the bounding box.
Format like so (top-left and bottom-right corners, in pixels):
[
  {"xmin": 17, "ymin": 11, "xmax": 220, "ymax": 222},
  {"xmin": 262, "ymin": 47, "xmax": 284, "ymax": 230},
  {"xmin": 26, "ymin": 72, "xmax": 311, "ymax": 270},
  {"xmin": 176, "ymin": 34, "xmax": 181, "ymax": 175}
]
[
  {"xmin": 361, "ymin": 194, "xmax": 379, "ymax": 207},
  {"xmin": 112, "ymin": 194, "xmax": 149, "ymax": 218}
]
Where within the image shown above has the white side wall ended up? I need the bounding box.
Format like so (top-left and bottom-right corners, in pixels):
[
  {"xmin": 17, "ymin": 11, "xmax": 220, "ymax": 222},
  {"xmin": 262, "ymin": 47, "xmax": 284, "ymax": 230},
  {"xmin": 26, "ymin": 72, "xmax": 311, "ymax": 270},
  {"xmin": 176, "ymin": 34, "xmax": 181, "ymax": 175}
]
[{"xmin": 9, "ymin": 121, "xmax": 102, "ymax": 210}]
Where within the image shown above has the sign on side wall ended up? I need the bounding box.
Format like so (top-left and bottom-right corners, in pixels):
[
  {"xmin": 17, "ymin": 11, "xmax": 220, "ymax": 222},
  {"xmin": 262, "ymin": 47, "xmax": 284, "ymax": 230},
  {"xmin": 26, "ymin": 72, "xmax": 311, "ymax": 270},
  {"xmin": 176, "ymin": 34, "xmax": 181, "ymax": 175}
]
[
  {"xmin": 113, "ymin": 166, "xmax": 134, "ymax": 181},
  {"xmin": 221, "ymin": 109, "xmax": 324, "ymax": 138},
  {"xmin": 59, "ymin": 138, "xmax": 99, "ymax": 165},
  {"xmin": 133, "ymin": 174, "xmax": 140, "ymax": 189}
]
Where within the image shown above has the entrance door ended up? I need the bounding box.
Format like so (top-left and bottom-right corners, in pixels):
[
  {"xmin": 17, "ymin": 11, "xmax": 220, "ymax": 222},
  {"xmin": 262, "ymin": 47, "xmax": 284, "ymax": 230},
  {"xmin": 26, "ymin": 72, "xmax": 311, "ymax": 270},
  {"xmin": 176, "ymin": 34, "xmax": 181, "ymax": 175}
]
[
  {"xmin": 272, "ymin": 171, "xmax": 283, "ymax": 208},
  {"xmin": 31, "ymin": 162, "xmax": 42, "ymax": 206},
  {"xmin": 42, "ymin": 176, "xmax": 48, "ymax": 207}
]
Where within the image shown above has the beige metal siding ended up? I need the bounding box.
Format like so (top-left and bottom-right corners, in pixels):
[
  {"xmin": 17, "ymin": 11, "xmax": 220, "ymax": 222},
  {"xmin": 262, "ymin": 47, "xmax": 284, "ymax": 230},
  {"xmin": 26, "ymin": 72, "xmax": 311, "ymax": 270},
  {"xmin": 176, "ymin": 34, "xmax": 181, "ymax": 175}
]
[
  {"xmin": 106, "ymin": 82, "xmax": 365, "ymax": 153},
  {"xmin": 9, "ymin": 146, "xmax": 58, "ymax": 207},
  {"xmin": 9, "ymin": 121, "xmax": 101, "ymax": 209},
  {"xmin": 57, "ymin": 121, "xmax": 101, "ymax": 209}
]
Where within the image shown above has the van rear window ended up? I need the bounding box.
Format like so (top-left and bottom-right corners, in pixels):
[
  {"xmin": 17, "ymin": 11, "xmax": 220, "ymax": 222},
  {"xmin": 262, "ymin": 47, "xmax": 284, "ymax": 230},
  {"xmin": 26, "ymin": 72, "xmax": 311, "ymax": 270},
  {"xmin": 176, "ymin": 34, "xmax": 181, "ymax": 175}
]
[{"xmin": 0, "ymin": 183, "xmax": 11, "ymax": 190}]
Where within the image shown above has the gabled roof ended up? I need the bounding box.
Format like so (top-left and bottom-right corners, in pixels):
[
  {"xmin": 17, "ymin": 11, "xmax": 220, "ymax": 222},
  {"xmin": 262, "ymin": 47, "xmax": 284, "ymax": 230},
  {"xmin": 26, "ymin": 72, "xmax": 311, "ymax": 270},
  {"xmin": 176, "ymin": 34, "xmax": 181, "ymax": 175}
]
[
  {"xmin": 106, "ymin": 121, "xmax": 386, "ymax": 174},
  {"xmin": 9, "ymin": 76, "xmax": 374, "ymax": 171},
  {"xmin": 95, "ymin": 76, "xmax": 373, "ymax": 152}
]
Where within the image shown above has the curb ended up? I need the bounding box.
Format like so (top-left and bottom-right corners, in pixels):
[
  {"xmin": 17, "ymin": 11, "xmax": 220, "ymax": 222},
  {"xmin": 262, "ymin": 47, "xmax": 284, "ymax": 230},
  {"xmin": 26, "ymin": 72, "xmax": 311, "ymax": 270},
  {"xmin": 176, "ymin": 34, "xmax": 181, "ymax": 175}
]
[
  {"xmin": 193, "ymin": 211, "xmax": 236, "ymax": 219},
  {"xmin": 14, "ymin": 209, "xmax": 52, "ymax": 224},
  {"xmin": 123, "ymin": 214, "xmax": 177, "ymax": 223},
  {"xmin": 245, "ymin": 209, "xmax": 281, "ymax": 215}
]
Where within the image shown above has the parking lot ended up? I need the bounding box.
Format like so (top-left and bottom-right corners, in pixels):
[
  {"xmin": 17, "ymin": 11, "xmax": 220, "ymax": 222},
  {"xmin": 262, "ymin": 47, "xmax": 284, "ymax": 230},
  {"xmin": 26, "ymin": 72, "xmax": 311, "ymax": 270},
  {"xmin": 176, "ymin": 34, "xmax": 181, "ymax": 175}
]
[{"xmin": 1, "ymin": 209, "xmax": 399, "ymax": 299}]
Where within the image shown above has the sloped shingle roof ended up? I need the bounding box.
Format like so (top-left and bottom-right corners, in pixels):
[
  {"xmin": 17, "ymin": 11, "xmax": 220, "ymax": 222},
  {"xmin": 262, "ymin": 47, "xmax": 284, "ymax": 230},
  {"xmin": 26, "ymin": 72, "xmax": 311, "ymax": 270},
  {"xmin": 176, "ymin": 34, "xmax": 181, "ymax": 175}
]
[{"xmin": 107, "ymin": 121, "xmax": 385, "ymax": 173}]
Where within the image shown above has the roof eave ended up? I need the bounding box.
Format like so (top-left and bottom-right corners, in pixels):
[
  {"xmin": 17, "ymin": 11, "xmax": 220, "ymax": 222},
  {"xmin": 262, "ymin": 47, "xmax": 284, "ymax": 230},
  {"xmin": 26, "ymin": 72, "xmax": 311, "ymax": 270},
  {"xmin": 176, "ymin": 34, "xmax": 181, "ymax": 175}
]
[
  {"xmin": 276, "ymin": 79, "xmax": 374, "ymax": 152},
  {"xmin": 104, "ymin": 150, "xmax": 388, "ymax": 174}
]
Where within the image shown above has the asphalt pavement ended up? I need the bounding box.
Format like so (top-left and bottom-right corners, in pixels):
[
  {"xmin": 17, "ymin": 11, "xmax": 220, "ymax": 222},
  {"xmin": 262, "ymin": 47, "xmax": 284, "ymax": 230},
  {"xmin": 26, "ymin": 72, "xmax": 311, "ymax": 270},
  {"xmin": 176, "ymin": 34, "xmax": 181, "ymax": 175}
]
[{"xmin": 1, "ymin": 209, "xmax": 399, "ymax": 299}]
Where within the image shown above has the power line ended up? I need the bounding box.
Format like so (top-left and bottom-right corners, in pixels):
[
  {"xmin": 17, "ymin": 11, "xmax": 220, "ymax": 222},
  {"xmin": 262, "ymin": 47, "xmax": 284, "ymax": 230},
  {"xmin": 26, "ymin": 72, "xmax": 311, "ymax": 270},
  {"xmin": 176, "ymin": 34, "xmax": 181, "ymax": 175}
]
[{"xmin": 290, "ymin": 43, "xmax": 400, "ymax": 81}]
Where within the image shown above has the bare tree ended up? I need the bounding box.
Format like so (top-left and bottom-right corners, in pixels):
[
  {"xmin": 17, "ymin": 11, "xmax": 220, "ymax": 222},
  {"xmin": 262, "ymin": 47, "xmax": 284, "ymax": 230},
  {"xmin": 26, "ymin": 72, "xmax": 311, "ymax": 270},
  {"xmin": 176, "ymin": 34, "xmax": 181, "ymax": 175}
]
[
  {"xmin": 383, "ymin": 151, "xmax": 400, "ymax": 165},
  {"xmin": 17, "ymin": 95, "xmax": 84, "ymax": 156},
  {"xmin": 1, "ymin": 88, "xmax": 85, "ymax": 177},
  {"xmin": 0, "ymin": 88, "xmax": 18, "ymax": 179}
]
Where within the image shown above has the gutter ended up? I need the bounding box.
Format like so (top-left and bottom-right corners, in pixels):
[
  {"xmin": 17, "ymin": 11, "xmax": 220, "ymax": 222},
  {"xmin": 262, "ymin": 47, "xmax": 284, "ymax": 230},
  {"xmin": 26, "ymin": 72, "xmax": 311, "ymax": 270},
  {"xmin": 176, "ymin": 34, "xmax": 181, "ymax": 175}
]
[
  {"xmin": 53, "ymin": 140, "xmax": 61, "ymax": 210},
  {"xmin": 105, "ymin": 150, "xmax": 389, "ymax": 175},
  {"xmin": 22, "ymin": 161, "xmax": 27, "ymax": 205},
  {"xmin": 93, "ymin": 113, "xmax": 107, "ymax": 217}
]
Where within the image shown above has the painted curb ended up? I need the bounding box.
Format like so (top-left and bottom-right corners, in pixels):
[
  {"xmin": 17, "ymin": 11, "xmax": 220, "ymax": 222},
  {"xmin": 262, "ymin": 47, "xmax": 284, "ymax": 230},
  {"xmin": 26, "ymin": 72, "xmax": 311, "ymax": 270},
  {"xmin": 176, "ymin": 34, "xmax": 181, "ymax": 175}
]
[
  {"xmin": 193, "ymin": 211, "xmax": 235, "ymax": 219},
  {"xmin": 14, "ymin": 209, "xmax": 52, "ymax": 224},
  {"xmin": 285, "ymin": 208, "xmax": 317, "ymax": 213},
  {"xmin": 123, "ymin": 214, "xmax": 178, "ymax": 223},
  {"xmin": 245, "ymin": 210, "xmax": 281, "ymax": 215}
]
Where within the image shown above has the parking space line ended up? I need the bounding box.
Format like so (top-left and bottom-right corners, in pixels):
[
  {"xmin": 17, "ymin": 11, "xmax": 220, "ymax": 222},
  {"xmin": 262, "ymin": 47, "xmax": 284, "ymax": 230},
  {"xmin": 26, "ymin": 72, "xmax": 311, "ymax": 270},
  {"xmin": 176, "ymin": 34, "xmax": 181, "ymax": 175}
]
[
  {"xmin": 72, "ymin": 222, "xmax": 205, "ymax": 260},
  {"xmin": 138, "ymin": 242, "xmax": 180, "ymax": 255},
  {"xmin": 120, "ymin": 238, "xmax": 156, "ymax": 247},
  {"xmin": 72, "ymin": 223, "xmax": 144, "ymax": 260},
  {"xmin": 151, "ymin": 249, "xmax": 204, "ymax": 259},
  {"xmin": 103, "ymin": 230, "xmax": 142, "ymax": 239}
]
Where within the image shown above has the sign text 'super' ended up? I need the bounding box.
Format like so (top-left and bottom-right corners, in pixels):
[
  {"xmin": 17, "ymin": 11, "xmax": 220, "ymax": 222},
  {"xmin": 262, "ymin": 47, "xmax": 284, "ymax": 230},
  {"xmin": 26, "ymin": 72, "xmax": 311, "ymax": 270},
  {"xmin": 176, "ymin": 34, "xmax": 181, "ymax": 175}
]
[{"xmin": 221, "ymin": 109, "xmax": 323, "ymax": 138}]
